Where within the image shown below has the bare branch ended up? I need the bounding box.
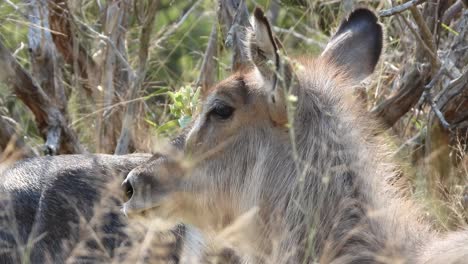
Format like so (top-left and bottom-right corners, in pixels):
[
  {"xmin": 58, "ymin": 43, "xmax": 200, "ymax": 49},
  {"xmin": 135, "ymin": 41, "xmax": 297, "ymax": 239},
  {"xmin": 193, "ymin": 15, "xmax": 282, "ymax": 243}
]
[
  {"xmin": 115, "ymin": 1, "xmax": 159, "ymax": 155},
  {"xmin": 442, "ymin": 0, "xmax": 464, "ymax": 25},
  {"xmin": 435, "ymin": 68, "xmax": 468, "ymax": 129},
  {"xmin": 409, "ymin": 5, "xmax": 440, "ymax": 71},
  {"xmin": 0, "ymin": 39, "xmax": 84, "ymax": 154},
  {"xmin": 425, "ymin": 67, "xmax": 467, "ymax": 160},
  {"xmin": 48, "ymin": 0, "xmax": 99, "ymax": 97},
  {"xmin": 74, "ymin": 18, "xmax": 135, "ymax": 82},
  {"xmin": 423, "ymin": 68, "xmax": 451, "ymax": 129},
  {"xmin": 88, "ymin": 0, "xmax": 132, "ymax": 153},
  {"xmin": 153, "ymin": 1, "xmax": 202, "ymax": 49},
  {"xmin": 224, "ymin": 0, "xmax": 246, "ymax": 48},
  {"xmin": 424, "ymin": 10, "xmax": 467, "ymax": 167},
  {"xmin": 27, "ymin": 0, "xmax": 68, "ymax": 118},
  {"xmin": 218, "ymin": 0, "xmax": 252, "ymax": 71},
  {"xmin": 197, "ymin": 23, "xmax": 219, "ymax": 91},
  {"xmin": 3, "ymin": 0, "xmax": 19, "ymax": 9},
  {"xmin": 273, "ymin": 26, "xmax": 326, "ymax": 48},
  {"xmin": 371, "ymin": 65, "xmax": 430, "ymax": 129},
  {"xmin": 27, "ymin": 0, "xmax": 63, "ymax": 155},
  {"xmin": 379, "ymin": 0, "xmax": 427, "ymax": 17},
  {"xmin": 398, "ymin": 13, "xmax": 440, "ymax": 76}
]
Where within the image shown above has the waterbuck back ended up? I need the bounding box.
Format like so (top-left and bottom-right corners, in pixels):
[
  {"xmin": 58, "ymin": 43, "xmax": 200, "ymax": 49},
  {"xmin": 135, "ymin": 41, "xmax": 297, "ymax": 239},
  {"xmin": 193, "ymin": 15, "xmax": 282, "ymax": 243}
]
[{"xmin": 0, "ymin": 153, "xmax": 150, "ymax": 263}]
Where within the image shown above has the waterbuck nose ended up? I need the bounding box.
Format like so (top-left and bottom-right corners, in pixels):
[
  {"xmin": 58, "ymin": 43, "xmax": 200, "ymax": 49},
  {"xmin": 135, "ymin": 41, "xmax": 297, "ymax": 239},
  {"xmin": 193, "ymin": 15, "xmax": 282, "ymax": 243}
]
[
  {"xmin": 121, "ymin": 157, "xmax": 186, "ymax": 215},
  {"xmin": 121, "ymin": 178, "xmax": 134, "ymax": 202}
]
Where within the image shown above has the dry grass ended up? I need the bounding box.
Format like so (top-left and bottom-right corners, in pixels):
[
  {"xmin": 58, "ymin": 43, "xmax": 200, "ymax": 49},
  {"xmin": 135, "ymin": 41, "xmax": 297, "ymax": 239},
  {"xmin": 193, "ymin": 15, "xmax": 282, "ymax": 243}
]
[{"xmin": 0, "ymin": 0, "xmax": 466, "ymax": 263}]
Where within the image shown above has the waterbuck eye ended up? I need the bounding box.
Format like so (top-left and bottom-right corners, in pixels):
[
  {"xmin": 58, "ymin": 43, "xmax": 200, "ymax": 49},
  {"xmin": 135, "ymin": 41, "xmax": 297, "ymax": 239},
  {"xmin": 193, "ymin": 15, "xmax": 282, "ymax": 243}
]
[{"xmin": 210, "ymin": 103, "xmax": 234, "ymax": 120}]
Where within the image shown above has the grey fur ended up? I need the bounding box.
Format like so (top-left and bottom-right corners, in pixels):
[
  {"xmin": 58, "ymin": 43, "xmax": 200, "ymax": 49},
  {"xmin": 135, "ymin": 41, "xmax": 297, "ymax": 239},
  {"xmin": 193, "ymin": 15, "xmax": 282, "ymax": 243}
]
[
  {"xmin": 0, "ymin": 153, "xmax": 150, "ymax": 263},
  {"xmin": 124, "ymin": 8, "xmax": 468, "ymax": 264}
]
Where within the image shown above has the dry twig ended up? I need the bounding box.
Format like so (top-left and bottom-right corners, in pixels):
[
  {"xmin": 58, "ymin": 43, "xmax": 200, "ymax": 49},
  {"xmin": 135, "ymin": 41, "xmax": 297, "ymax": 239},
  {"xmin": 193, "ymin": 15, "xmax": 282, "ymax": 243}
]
[
  {"xmin": 197, "ymin": 23, "xmax": 219, "ymax": 91},
  {"xmin": 27, "ymin": 0, "xmax": 68, "ymax": 121},
  {"xmin": 218, "ymin": 0, "xmax": 252, "ymax": 71},
  {"xmin": 409, "ymin": 5, "xmax": 440, "ymax": 71},
  {"xmin": 398, "ymin": 14, "xmax": 439, "ymax": 70},
  {"xmin": 115, "ymin": 1, "xmax": 159, "ymax": 154},
  {"xmin": 442, "ymin": 0, "xmax": 465, "ymax": 25},
  {"xmin": 423, "ymin": 67, "xmax": 451, "ymax": 129},
  {"xmin": 0, "ymin": 39, "xmax": 84, "ymax": 154},
  {"xmin": 153, "ymin": 1, "xmax": 202, "ymax": 49},
  {"xmin": 379, "ymin": 0, "xmax": 427, "ymax": 17},
  {"xmin": 48, "ymin": 0, "xmax": 99, "ymax": 97},
  {"xmin": 273, "ymin": 26, "xmax": 326, "ymax": 48},
  {"xmin": 371, "ymin": 65, "xmax": 429, "ymax": 129}
]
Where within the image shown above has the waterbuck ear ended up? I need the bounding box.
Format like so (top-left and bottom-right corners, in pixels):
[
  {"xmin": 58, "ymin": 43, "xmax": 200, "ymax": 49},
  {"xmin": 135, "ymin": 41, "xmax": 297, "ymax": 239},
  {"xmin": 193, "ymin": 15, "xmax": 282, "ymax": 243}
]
[
  {"xmin": 249, "ymin": 7, "xmax": 280, "ymax": 76},
  {"xmin": 249, "ymin": 7, "xmax": 291, "ymax": 125},
  {"xmin": 321, "ymin": 8, "xmax": 383, "ymax": 83}
]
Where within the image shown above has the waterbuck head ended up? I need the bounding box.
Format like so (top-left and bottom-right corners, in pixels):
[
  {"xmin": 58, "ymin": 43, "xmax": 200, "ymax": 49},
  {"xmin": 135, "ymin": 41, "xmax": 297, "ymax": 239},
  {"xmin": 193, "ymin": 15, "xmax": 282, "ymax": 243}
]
[
  {"xmin": 180, "ymin": 7, "xmax": 383, "ymax": 201},
  {"xmin": 123, "ymin": 7, "xmax": 384, "ymax": 254}
]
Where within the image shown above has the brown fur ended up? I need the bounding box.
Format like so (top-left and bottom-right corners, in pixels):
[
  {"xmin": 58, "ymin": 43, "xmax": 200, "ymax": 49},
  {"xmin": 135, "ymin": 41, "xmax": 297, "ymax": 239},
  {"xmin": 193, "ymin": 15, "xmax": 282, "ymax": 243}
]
[{"xmin": 123, "ymin": 8, "xmax": 468, "ymax": 263}]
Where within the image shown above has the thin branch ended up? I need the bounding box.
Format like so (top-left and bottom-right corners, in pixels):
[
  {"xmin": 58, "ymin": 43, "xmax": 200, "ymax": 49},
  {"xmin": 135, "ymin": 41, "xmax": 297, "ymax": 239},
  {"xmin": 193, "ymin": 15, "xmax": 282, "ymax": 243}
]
[
  {"xmin": 48, "ymin": 0, "xmax": 99, "ymax": 97},
  {"xmin": 423, "ymin": 67, "xmax": 451, "ymax": 129},
  {"xmin": 399, "ymin": 14, "xmax": 440, "ymax": 70},
  {"xmin": 224, "ymin": 0, "xmax": 246, "ymax": 48},
  {"xmin": 273, "ymin": 26, "xmax": 326, "ymax": 48},
  {"xmin": 27, "ymin": 0, "xmax": 68, "ymax": 117},
  {"xmin": 115, "ymin": 1, "xmax": 159, "ymax": 154},
  {"xmin": 153, "ymin": 0, "xmax": 202, "ymax": 49},
  {"xmin": 75, "ymin": 18, "xmax": 135, "ymax": 82},
  {"xmin": 379, "ymin": 0, "xmax": 427, "ymax": 17},
  {"xmin": 94, "ymin": 0, "xmax": 132, "ymax": 153},
  {"xmin": 435, "ymin": 68, "xmax": 468, "ymax": 122},
  {"xmin": 442, "ymin": 0, "xmax": 464, "ymax": 25},
  {"xmin": 371, "ymin": 64, "xmax": 430, "ymax": 129},
  {"xmin": 409, "ymin": 5, "xmax": 440, "ymax": 71},
  {"xmin": 3, "ymin": 0, "xmax": 28, "ymax": 19},
  {"xmin": 425, "ymin": 67, "xmax": 467, "ymax": 156},
  {"xmin": 71, "ymin": 94, "xmax": 161, "ymax": 127},
  {"xmin": 3, "ymin": 0, "xmax": 18, "ymax": 9},
  {"xmin": 197, "ymin": 23, "xmax": 219, "ymax": 92},
  {"xmin": 0, "ymin": 39, "xmax": 85, "ymax": 154},
  {"xmin": 218, "ymin": 0, "xmax": 252, "ymax": 71}
]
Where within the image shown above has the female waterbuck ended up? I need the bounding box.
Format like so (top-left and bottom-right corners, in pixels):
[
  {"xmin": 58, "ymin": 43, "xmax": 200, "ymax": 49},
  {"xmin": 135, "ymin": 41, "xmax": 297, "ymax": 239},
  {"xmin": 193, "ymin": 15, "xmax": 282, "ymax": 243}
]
[{"xmin": 123, "ymin": 7, "xmax": 468, "ymax": 264}]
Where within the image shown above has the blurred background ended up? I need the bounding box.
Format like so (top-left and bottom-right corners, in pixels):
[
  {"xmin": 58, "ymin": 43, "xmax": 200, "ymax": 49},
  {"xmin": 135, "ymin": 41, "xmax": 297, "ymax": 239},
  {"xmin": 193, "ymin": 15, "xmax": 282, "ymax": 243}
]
[{"xmin": 0, "ymin": 0, "xmax": 466, "ymax": 230}]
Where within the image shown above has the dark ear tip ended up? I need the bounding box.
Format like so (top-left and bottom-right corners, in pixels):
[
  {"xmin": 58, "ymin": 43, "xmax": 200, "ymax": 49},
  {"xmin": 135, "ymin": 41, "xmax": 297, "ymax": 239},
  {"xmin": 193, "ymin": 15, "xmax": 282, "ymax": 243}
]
[
  {"xmin": 347, "ymin": 8, "xmax": 379, "ymax": 24},
  {"xmin": 336, "ymin": 8, "xmax": 382, "ymax": 37},
  {"xmin": 254, "ymin": 6, "xmax": 266, "ymax": 20}
]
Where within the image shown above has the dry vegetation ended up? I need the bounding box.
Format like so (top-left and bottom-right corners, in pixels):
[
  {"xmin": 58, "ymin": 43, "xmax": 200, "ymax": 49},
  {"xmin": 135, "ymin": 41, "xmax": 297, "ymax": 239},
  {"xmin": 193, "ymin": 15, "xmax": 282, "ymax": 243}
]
[{"xmin": 0, "ymin": 0, "xmax": 467, "ymax": 262}]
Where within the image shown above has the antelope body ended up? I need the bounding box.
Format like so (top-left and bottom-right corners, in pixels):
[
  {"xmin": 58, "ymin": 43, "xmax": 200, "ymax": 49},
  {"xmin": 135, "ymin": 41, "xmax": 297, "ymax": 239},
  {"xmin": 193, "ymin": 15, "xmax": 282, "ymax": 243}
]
[
  {"xmin": 123, "ymin": 8, "xmax": 468, "ymax": 264},
  {"xmin": 0, "ymin": 153, "xmax": 150, "ymax": 263}
]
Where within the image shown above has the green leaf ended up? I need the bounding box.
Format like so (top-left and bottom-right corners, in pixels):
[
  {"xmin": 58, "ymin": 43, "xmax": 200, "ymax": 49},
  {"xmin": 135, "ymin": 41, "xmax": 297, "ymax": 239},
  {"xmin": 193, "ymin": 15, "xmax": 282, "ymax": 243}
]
[
  {"xmin": 156, "ymin": 120, "xmax": 179, "ymax": 135},
  {"xmin": 441, "ymin": 23, "xmax": 459, "ymax": 36},
  {"xmin": 144, "ymin": 118, "xmax": 157, "ymax": 127},
  {"xmin": 178, "ymin": 115, "xmax": 191, "ymax": 128}
]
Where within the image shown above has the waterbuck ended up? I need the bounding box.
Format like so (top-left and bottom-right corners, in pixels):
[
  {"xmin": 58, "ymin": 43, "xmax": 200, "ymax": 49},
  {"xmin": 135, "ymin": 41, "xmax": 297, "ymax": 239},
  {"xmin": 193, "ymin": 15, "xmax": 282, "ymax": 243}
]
[
  {"xmin": 0, "ymin": 153, "xmax": 151, "ymax": 263},
  {"xmin": 122, "ymin": 7, "xmax": 468, "ymax": 263}
]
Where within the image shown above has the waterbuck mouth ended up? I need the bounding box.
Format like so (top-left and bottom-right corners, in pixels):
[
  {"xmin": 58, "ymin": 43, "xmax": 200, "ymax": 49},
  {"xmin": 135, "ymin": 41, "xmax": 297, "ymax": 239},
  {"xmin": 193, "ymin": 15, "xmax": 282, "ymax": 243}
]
[{"xmin": 122, "ymin": 202, "xmax": 161, "ymax": 218}]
